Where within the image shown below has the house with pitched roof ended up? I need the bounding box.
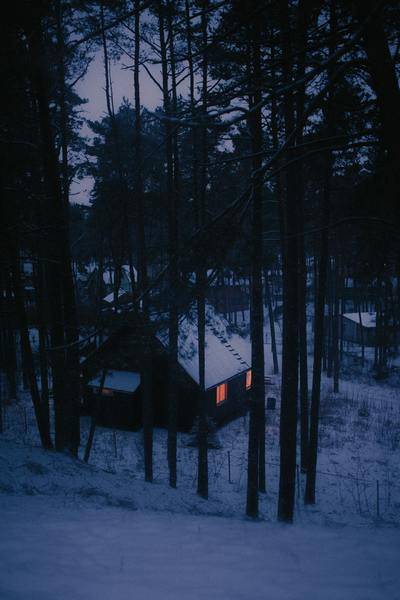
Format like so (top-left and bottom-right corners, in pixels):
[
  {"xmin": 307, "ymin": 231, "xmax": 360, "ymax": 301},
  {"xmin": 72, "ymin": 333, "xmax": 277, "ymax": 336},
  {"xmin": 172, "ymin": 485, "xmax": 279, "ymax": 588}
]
[
  {"xmin": 81, "ymin": 304, "xmax": 252, "ymax": 431},
  {"xmin": 341, "ymin": 311, "xmax": 377, "ymax": 346}
]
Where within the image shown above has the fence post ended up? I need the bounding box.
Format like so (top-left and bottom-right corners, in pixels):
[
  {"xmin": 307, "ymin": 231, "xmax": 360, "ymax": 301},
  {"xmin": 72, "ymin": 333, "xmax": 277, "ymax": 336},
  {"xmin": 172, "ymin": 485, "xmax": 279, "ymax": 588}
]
[
  {"xmin": 376, "ymin": 480, "xmax": 380, "ymax": 518},
  {"xmin": 228, "ymin": 451, "xmax": 231, "ymax": 484}
]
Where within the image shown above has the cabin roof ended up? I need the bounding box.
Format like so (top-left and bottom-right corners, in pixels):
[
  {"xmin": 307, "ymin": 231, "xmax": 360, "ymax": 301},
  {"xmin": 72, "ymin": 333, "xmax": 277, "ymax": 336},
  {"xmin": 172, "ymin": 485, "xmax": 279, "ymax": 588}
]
[
  {"xmin": 103, "ymin": 290, "xmax": 129, "ymax": 304},
  {"xmin": 88, "ymin": 370, "xmax": 141, "ymax": 393},
  {"xmin": 154, "ymin": 303, "xmax": 251, "ymax": 389},
  {"xmin": 342, "ymin": 312, "xmax": 376, "ymax": 328}
]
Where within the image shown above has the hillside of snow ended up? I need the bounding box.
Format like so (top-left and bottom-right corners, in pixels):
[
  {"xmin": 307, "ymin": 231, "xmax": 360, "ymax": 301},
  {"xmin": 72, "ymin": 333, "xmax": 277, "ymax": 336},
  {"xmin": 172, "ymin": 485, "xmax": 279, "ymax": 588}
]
[
  {"xmin": 1, "ymin": 363, "xmax": 400, "ymax": 526},
  {"xmin": 1, "ymin": 494, "xmax": 399, "ymax": 600},
  {"xmin": 1, "ymin": 311, "xmax": 399, "ymax": 599}
]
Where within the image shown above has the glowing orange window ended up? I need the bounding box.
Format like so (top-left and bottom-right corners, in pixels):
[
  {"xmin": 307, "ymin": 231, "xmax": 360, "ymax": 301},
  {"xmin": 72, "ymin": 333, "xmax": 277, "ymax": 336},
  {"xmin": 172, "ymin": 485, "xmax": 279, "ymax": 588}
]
[
  {"xmin": 216, "ymin": 382, "xmax": 227, "ymax": 405},
  {"xmin": 246, "ymin": 370, "xmax": 252, "ymax": 390},
  {"xmin": 101, "ymin": 388, "xmax": 114, "ymax": 396}
]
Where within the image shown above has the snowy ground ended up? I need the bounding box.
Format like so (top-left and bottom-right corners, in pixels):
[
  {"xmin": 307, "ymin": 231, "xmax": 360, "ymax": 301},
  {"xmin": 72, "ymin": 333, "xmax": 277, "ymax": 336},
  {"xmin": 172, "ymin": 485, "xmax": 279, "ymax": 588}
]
[
  {"xmin": 1, "ymin": 318, "xmax": 399, "ymax": 598},
  {"xmin": 2, "ymin": 352, "xmax": 399, "ymax": 526},
  {"xmin": 1, "ymin": 494, "xmax": 399, "ymax": 600}
]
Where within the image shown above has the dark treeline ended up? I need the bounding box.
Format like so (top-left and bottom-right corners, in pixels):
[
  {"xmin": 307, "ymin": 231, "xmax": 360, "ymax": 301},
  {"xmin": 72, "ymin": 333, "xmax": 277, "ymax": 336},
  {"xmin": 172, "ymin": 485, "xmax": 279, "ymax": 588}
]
[{"xmin": 1, "ymin": 0, "xmax": 399, "ymax": 523}]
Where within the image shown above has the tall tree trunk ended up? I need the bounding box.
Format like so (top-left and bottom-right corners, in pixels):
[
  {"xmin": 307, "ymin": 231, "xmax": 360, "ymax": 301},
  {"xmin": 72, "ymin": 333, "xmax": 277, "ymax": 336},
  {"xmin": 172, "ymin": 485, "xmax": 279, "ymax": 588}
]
[
  {"xmin": 332, "ymin": 255, "xmax": 340, "ymax": 392},
  {"xmin": 34, "ymin": 259, "xmax": 50, "ymax": 437},
  {"xmin": 265, "ymin": 270, "xmax": 279, "ymax": 375},
  {"xmin": 196, "ymin": 0, "xmax": 209, "ymax": 500},
  {"xmin": 3, "ymin": 277, "xmax": 17, "ymax": 399},
  {"xmin": 133, "ymin": 0, "xmax": 152, "ymax": 483},
  {"xmin": 305, "ymin": 0, "xmax": 336, "ymax": 505},
  {"xmin": 158, "ymin": 1, "xmax": 178, "ymax": 488},
  {"xmin": 278, "ymin": 0, "xmax": 299, "ymax": 523},
  {"xmin": 246, "ymin": 6, "xmax": 265, "ymax": 517},
  {"xmin": 27, "ymin": 10, "xmax": 79, "ymax": 454},
  {"xmin": 326, "ymin": 265, "xmax": 334, "ymax": 378},
  {"xmin": 11, "ymin": 248, "xmax": 52, "ymax": 449},
  {"xmin": 295, "ymin": 0, "xmax": 310, "ymax": 474},
  {"xmin": 304, "ymin": 161, "xmax": 331, "ymax": 504},
  {"xmin": 56, "ymin": 1, "xmax": 81, "ymax": 454},
  {"xmin": 84, "ymin": 369, "xmax": 107, "ymax": 463}
]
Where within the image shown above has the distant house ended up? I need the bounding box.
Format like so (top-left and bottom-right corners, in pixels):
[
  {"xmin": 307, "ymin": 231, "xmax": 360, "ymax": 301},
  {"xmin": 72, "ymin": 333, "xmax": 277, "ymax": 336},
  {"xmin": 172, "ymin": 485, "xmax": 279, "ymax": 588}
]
[
  {"xmin": 102, "ymin": 265, "xmax": 137, "ymax": 295},
  {"xmin": 341, "ymin": 312, "xmax": 376, "ymax": 346},
  {"xmin": 102, "ymin": 289, "xmax": 133, "ymax": 311},
  {"xmin": 81, "ymin": 304, "xmax": 252, "ymax": 431},
  {"xmin": 82, "ymin": 264, "xmax": 137, "ymax": 305}
]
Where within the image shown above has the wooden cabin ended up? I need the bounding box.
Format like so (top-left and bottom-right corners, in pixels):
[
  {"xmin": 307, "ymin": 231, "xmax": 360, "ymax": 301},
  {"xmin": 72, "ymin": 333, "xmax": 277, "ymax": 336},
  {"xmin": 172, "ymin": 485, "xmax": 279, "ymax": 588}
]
[
  {"xmin": 81, "ymin": 305, "xmax": 252, "ymax": 432},
  {"xmin": 341, "ymin": 312, "xmax": 377, "ymax": 346},
  {"xmin": 101, "ymin": 290, "xmax": 133, "ymax": 312},
  {"xmin": 81, "ymin": 264, "xmax": 136, "ymax": 307}
]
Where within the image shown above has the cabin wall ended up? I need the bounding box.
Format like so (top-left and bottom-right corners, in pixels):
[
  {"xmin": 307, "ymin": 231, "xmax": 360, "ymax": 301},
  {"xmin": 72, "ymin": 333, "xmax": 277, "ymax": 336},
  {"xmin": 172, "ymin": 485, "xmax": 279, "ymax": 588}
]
[
  {"xmin": 341, "ymin": 317, "xmax": 376, "ymax": 346},
  {"xmin": 84, "ymin": 388, "xmax": 142, "ymax": 431},
  {"xmin": 150, "ymin": 355, "xmax": 198, "ymax": 431},
  {"xmin": 208, "ymin": 372, "xmax": 249, "ymax": 424}
]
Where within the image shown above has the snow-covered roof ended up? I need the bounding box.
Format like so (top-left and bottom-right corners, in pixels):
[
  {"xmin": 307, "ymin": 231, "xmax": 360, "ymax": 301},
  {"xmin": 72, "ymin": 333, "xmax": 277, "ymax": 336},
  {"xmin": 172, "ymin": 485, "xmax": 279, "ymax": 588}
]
[
  {"xmin": 342, "ymin": 312, "xmax": 376, "ymax": 328},
  {"xmin": 88, "ymin": 370, "xmax": 141, "ymax": 393},
  {"xmin": 155, "ymin": 303, "xmax": 251, "ymax": 390},
  {"xmin": 103, "ymin": 290, "xmax": 127, "ymax": 304}
]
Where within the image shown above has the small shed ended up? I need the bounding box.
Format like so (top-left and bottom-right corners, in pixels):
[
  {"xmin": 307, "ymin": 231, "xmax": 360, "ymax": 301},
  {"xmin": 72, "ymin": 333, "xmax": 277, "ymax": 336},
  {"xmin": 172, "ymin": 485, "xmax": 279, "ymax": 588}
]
[
  {"xmin": 84, "ymin": 264, "xmax": 137, "ymax": 306},
  {"xmin": 87, "ymin": 370, "xmax": 142, "ymax": 429},
  {"xmin": 81, "ymin": 304, "xmax": 252, "ymax": 431},
  {"xmin": 341, "ymin": 312, "xmax": 376, "ymax": 346},
  {"xmin": 102, "ymin": 290, "xmax": 133, "ymax": 312}
]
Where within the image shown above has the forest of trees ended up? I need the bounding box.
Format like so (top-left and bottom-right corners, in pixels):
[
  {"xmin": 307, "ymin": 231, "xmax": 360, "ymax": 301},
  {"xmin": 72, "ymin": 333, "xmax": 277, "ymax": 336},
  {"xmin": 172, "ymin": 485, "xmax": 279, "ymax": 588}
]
[{"xmin": 1, "ymin": 0, "xmax": 399, "ymax": 524}]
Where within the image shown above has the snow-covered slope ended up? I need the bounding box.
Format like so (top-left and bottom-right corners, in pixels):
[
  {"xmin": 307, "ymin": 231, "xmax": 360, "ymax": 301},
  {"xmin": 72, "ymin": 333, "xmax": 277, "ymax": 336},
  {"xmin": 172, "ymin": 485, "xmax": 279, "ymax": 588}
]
[
  {"xmin": 0, "ymin": 494, "xmax": 399, "ymax": 600},
  {"xmin": 1, "ymin": 367, "xmax": 399, "ymax": 600}
]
